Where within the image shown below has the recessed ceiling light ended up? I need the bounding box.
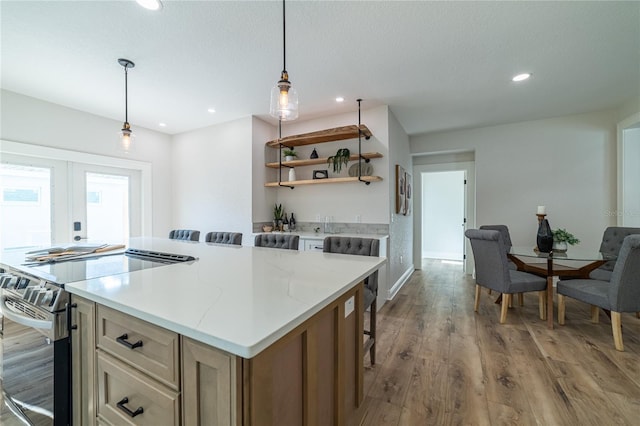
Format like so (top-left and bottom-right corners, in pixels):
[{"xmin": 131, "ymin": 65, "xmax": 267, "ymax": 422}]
[
  {"xmin": 207, "ymin": 108, "xmax": 216, "ymax": 114},
  {"xmin": 336, "ymin": 97, "xmax": 345, "ymax": 103},
  {"xmin": 512, "ymin": 73, "xmax": 531, "ymax": 82},
  {"xmin": 136, "ymin": 0, "xmax": 163, "ymax": 11},
  {"xmin": 159, "ymin": 123, "xmax": 167, "ymax": 127}
]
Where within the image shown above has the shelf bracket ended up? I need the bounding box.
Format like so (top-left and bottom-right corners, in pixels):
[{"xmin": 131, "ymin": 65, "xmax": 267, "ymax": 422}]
[{"xmin": 356, "ymin": 98, "xmax": 371, "ymax": 185}]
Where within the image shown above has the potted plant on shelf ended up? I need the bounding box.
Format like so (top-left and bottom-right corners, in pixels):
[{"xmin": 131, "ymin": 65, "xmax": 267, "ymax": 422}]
[
  {"xmin": 283, "ymin": 149, "xmax": 297, "ymax": 162},
  {"xmin": 552, "ymin": 228, "xmax": 580, "ymax": 252},
  {"xmin": 273, "ymin": 203, "xmax": 284, "ymax": 231},
  {"xmin": 327, "ymin": 148, "xmax": 350, "ymax": 174}
]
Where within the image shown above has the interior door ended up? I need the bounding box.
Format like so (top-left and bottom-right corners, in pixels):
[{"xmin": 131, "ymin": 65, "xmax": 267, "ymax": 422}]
[
  {"xmin": 421, "ymin": 170, "xmax": 466, "ymax": 261},
  {"xmin": 71, "ymin": 164, "xmax": 141, "ymax": 243}
]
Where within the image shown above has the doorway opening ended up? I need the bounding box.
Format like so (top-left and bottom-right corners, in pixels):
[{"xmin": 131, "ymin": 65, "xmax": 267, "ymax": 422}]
[{"xmin": 421, "ymin": 170, "xmax": 465, "ymax": 264}]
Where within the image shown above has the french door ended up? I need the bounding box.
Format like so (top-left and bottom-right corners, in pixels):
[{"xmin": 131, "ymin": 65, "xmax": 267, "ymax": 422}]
[
  {"xmin": 0, "ymin": 153, "xmax": 141, "ymax": 250},
  {"xmin": 71, "ymin": 163, "xmax": 141, "ymax": 243}
]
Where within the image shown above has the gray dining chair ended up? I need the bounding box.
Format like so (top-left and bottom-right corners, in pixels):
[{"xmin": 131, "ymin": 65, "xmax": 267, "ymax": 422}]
[
  {"xmin": 323, "ymin": 236, "xmax": 379, "ymax": 364},
  {"xmin": 479, "ymin": 224, "xmax": 519, "ymax": 301},
  {"xmin": 168, "ymin": 229, "xmax": 200, "ymax": 241},
  {"xmin": 558, "ymin": 234, "xmax": 640, "ymax": 351},
  {"xmin": 465, "ymin": 229, "xmax": 547, "ymax": 323},
  {"xmin": 589, "ymin": 227, "xmax": 640, "ymax": 281},
  {"xmin": 205, "ymin": 231, "xmax": 242, "ymax": 245},
  {"xmin": 254, "ymin": 234, "xmax": 299, "ymax": 250}
]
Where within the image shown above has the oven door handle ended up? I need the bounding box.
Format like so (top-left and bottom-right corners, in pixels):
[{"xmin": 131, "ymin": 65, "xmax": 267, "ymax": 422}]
[{"xmin": 1, "ymin": 296, "xmax": 53, "ymax": 330}]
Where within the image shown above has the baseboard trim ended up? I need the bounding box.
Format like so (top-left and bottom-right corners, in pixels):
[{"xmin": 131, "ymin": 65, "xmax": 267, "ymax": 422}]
[{"xmin": 387, "ymin": 265, "xmax": 414, "ymax": 300}]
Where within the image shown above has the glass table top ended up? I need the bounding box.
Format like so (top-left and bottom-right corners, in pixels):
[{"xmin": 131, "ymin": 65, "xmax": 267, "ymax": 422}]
[{"xmin": 509, "ymin": 246, "xmax": 615, "ymax": 262}]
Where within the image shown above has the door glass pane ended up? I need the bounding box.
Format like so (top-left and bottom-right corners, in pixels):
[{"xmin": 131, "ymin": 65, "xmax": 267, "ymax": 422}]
[
  {"xmin": 0, "ymin": 163, "xmax": 52, "ymax": 250},
  {"xmin": 86, "ymin": 172, "xmax": 129, "ymax": 242}
]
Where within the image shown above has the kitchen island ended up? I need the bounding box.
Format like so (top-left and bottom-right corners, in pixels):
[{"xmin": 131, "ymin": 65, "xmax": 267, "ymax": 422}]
[{"xmin": 64, "ymin": 237, "xmax": 386, "ymax": 425}]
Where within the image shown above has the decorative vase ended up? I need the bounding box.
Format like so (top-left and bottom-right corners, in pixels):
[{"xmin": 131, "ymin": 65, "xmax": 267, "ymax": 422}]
[
  {"xmin": 288, "ymin": 168, "xmax": 296, "ymax": 181},
  {"xmin": 552, "ymin": 241, "xmax": 568, "ymax": 252},
  {"xmin": 536, "ymin": 219, "xmax": 553, "ymax": 253}
]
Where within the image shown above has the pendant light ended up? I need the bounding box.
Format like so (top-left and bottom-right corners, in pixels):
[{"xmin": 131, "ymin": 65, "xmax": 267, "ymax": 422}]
[
  {"xmin": 269, "ymin": 0, "xmax": 298, "ymax": 121},
  {"xmin": 118, "ymin": 58, "xmax": 135, "ymax": 152}
]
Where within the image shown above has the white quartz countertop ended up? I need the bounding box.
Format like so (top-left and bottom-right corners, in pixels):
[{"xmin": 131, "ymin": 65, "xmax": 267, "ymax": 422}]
[{"xmin": 61, "ymin": 238, "xmax": 386, "ymax": 358}]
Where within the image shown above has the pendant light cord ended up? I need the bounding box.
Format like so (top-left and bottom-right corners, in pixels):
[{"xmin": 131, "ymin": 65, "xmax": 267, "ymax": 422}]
[
  {"xmin": 282, "ymin": 0, "xmax": 286, "ymax": 72},
  {"xmin": 124, "ymin": 65, "xmax": 129, "ymax": 123}
]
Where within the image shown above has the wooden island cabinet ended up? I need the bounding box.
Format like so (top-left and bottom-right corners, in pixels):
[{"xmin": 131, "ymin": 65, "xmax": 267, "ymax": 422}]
[
  {"xmin": 71, "ymin": 282, "xmax": 365, "ymax": 425},
  {"xmin": 66, "ymin": 238, "xmax": 385, "ymax": 426}
]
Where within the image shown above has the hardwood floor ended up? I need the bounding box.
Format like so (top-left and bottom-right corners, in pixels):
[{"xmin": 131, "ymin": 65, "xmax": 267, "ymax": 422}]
[{"xmin": 360, "ymin": 259, "xmax": 640, "ymax": 425}]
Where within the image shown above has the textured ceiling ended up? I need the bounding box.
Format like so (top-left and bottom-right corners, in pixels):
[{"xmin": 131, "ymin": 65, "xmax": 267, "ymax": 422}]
[{"xmin": 1, "ymin": 1, "xmax": 638, "ymax": 136}]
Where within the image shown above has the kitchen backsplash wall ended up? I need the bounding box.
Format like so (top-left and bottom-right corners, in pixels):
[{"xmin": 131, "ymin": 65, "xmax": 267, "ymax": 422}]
[{"xmin": 252, "ymin": 222, "xmax": 389, "ymax": 235}]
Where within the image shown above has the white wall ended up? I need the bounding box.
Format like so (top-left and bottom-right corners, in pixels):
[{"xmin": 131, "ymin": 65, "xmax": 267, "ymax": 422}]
[
  {"xmin": 251, "ymin": 117, "xmax": 278, "ymax": 224},
  {"xmin": 387, "ymin": 109, "xmax": 414, "ymax": 298},
  {"xmin": 411, "ymin": 109, "xmax": 618, "ymax": 250},
  {"xmin": 0, "ymin": 90, "xmax": 174, "ymax": 236},
  {"xmin": 171, "ymin": 117, "xmax": 254, "ymax": 243}
]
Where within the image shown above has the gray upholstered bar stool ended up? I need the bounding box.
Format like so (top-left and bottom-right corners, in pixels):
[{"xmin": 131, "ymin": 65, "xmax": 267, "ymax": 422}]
[
  {"xmin": 205, "ymin": 232, "xmax": 242, "ymax": 245},
  {"xmin": 168, "ymin": 229, "xmax": 200, "ymax": 241},
  {"xmin": 254, "ymin": 234, "xmax": 299, "ymax": 250},
  {"xmin": 323, "ymin": 236, "xmax": 379, "ymax": 365}
]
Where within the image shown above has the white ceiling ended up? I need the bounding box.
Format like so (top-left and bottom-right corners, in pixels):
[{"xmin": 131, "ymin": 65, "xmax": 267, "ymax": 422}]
[{"xmin": 2, "ymin": 0, "xmax": 638, "ymax": 136}]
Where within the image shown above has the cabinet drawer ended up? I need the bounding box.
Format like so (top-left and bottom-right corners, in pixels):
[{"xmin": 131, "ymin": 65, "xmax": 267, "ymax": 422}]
[
  {"xmin": 97, "ymin": 305, "xmax": 180, "ymax": 389},
  {"xmin": 304, "ymin": 239, "xmax": 324, "ymax": 252},
  {"xmin": 97, "ymin": 351, "xmax": 180, "ymax": 426}
]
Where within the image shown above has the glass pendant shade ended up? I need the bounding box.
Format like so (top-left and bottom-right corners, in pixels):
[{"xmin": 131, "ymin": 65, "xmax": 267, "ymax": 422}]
[
  {"xmin": 270, "ymin": 72, "xmax": 298, "ymax": 121},
  {"xmin": 118, "ymin": 122, "xmax": 135, "ymax": 152}
]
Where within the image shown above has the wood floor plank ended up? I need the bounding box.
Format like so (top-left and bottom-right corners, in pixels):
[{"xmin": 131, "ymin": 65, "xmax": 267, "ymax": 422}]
[
  {"xmin": 401, "ymin": 357, "xmax": 448, "ymax": 423},
  {"xmin": 358, "ymin": 396, "xmax": 401, "ymax": 426},
  {"xmin": 360, "ymin": 259, "xmax": 640, "ymax": 426}
]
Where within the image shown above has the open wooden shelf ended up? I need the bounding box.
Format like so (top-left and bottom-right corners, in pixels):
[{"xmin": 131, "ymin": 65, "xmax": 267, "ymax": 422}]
[
  {"xmin": 265, "ymin": 152, "xmax": 383, "ymax": 168},
  {"xmin": 264, "ymin": 176, "xmax": 383, "ymax": 187},
  {"xmin": 265, "ymin": 125, "xmax": 372, "ymax": 148}
]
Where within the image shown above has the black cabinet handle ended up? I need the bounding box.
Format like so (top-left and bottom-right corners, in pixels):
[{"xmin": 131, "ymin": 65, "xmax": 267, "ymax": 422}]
[
  {"xmin": 66, "ymin": 303, "xmax": 78, "ymax": 332},
  {"xmin": 116, "ymin": 397, "xmax": 144, "ymax": 418},
  {"xmin": 116, "ymin": 333, "xmax": 143, "ymax": 350}
]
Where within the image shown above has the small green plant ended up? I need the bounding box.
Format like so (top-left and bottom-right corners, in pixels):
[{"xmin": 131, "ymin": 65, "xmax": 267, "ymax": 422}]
[
  {"xmin": 552, "ymin": 228, "xmax": 580, "ymax": 245},
  {"xmin": 282, "ymin": 149, "xmax": 297, "ymax": 158},
  {"xmin": 273, "ymin": 203, "xmax": 284, "ymax": 220},
  {"xmin": 327, "ymin": 148, "xmax": 351, "ymax": 173}
]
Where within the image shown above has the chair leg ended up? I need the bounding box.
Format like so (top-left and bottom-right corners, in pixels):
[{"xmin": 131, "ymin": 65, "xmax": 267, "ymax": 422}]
[
  {"xmin": 611, "ymin": 311, "xmax": 624, "ymax": 351},
  {"xmin": 370, "ymin": 298, "xmax": 377, "ymax": 365},
  {"xmin": 518, "ymin": 293, "xmax": 524, "ymax": 307},
  {"xmin": 488, "ymin": 289, "xmax": 492, "ymax": 295},
  {"xmin": 474, "ymin": 285, "xmax": 481, "ymax": 312},
  {"xmin": 539, "ymin": 291, "xmax": 546, "ymax": 320},
  {"xmin": 636, "ymin": 312, "xmax": 640, "ymax": 319},
  {"xmin": 509, "ymin": 294, "xmax": 513, "ymax": 308},
  {"xmin": 500, "ymin": 294, "xmax": 510, "ymax": 324},
  {"xmin": 590, "ymin": 306, "xmax": 600, "ymax": 323},
  {"xmin": 558, "ymin": 294, "xmax": 566, "ymax": 325}
]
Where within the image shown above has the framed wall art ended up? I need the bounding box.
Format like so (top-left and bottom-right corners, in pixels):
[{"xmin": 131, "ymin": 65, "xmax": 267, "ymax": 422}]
[
  {"xmin": 395, "ymin": 165, "xmax": 406, "ymax": 215},
  {"xmin": 404, "ymin": 171, "xmax": 412, "ymax": 216}
]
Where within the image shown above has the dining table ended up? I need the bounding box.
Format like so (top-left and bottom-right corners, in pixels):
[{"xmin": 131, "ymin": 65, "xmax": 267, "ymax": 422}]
[{"xmin": 507, "ymin": 246, "xmax": 615, "ymax": 328}]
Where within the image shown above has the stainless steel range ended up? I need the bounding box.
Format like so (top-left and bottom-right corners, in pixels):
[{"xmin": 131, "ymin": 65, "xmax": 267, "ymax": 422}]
[{"xmin": 0, "ymin": 247, "xmax": 196, "ymax": 426}]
